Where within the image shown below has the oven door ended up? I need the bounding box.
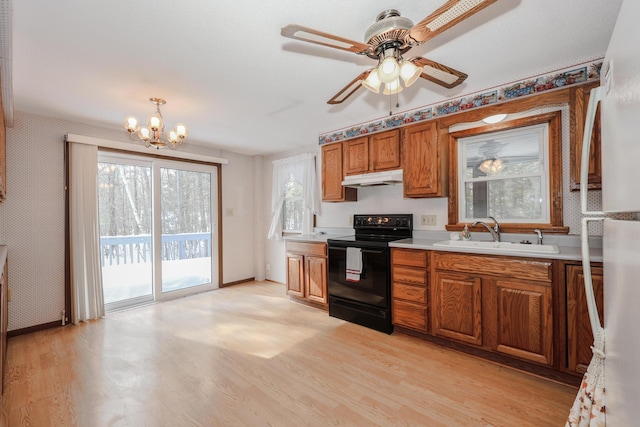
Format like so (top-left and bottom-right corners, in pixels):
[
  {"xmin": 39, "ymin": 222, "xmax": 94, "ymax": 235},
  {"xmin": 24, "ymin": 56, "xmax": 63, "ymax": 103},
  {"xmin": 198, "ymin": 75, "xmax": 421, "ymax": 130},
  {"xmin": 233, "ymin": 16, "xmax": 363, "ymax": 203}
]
[{"xmin": 327, "ymin": 244, "xmax": 390, "ymax": 308}]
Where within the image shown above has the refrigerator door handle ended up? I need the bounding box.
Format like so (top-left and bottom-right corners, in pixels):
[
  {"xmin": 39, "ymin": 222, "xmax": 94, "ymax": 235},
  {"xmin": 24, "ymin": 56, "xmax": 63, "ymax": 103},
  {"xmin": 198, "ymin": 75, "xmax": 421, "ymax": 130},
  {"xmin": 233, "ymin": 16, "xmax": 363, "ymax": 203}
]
[
  {"xmin": 580, "ymin": 85, "xmax": 605, "ymax": 216},
  {"xmin": 581, "ymin": 217, "xmax": 605, "ymax": 335}
]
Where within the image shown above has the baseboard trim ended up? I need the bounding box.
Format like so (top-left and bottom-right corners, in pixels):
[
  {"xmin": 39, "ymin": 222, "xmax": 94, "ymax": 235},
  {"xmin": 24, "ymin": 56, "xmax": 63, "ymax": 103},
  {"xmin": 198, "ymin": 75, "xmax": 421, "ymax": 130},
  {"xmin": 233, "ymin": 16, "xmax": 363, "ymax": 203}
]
[
  {"xmin": 220, "ymin": 277, "xmax": 255, "ymax": 288},
  {"xmin": 8, "ymin": 320, "xmax": 62, "ymax": 338}
]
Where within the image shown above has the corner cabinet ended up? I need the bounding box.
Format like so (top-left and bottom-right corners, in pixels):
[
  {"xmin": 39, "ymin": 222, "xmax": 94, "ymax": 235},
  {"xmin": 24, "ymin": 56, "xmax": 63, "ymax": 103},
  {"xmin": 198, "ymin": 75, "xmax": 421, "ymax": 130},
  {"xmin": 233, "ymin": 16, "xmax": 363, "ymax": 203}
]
[
  {"xmin": 321, "ymin": 143, "xmax": 356, "ymax": 202},
  {"xmin": 566, "ymin": 263, "xmax": 604, "ymax": 374},
  {"xmin": 285, "ymin": 241, "xmax": 328, "ymax": 307},
  {"xmin": 391, "ymin": 248, "xmax": 429, "ymax": 333},
  {"xmin": 402, "ymin": 121, "xmax": 447, "ymax": 198}
]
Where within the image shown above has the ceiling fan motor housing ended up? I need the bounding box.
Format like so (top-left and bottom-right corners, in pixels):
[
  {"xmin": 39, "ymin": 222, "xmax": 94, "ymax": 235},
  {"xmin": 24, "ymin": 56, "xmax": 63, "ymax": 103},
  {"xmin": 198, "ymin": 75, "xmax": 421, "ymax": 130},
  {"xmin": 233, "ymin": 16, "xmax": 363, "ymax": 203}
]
[{"xmin": 364, "ymin": 9, "xmax": 414, "ymax": 55}]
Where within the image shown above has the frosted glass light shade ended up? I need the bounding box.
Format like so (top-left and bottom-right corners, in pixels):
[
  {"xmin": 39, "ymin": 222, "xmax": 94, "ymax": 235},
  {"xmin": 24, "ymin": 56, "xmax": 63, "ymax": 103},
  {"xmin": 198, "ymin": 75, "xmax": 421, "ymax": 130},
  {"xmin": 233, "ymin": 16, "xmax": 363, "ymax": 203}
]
[
  {"xmin": 400, "ymin": 61, "xmax": 423, "ymax": 87},
  {"xmin": 124, "ymin": 116, "xmax": 140, "ymax": 132},
  {"xmin": 138, "ymin": 126, "xmax": 151, "ymax": 140},
  {"xmin": 377, "ymin": 57, "xmax": 400, "ymax": 84},
  {"xmin": 148, "ymin": 114, "xmax": 163, "ymax": 131},
  {"xmin": 175, "ymin": 123, "xmax": 188, "ymax": 138},
  {"xmin": 362, "ymin": 70, "xmax": 382, "ymax": 93},
  {"xmin": 383, "ymin": 79, "xmax": 403, "ymax": 95},
  {"xmin": 167, "ymin": 129, "xmax": 179, "ymax": 143},
  {"xmin": 482, "ymin": 114, "xmax": 508, "ymax": 124}
]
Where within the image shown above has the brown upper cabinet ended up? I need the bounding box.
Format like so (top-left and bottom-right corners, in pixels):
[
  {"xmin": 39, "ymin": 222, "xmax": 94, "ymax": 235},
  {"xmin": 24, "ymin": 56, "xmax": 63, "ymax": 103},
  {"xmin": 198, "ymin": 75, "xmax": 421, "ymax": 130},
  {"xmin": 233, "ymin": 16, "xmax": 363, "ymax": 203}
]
[
  {"xmin": 321, "ymin": 142, "xmax": 357, "ymax": 202},
  {"xmin": 570, "ymin": 82, "xmax": 602, "ymax": 191},
  {"xmin": 344, "ymin": 129, "xmax": 401, "ymax": 175},
  {"xmin": 403, "ymin": 121, "xmax": 447, "ymax": 198}
]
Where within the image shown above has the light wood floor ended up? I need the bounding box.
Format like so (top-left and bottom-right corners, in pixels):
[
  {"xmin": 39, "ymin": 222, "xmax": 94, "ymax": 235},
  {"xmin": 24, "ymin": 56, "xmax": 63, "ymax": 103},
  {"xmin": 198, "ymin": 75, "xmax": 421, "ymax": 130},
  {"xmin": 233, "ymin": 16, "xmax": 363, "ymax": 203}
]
[{"xmin": 1, "ymin": 281, "xmax": 577, "ymax": 426}]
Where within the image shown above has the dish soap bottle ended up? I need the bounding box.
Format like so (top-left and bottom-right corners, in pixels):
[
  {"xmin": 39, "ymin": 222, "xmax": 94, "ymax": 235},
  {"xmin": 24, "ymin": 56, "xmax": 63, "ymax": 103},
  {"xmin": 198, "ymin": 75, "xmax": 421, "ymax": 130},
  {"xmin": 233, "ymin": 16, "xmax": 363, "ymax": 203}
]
[{"xmin": 461, "ymin": 224, "xmax": 471, "ymax": 240}]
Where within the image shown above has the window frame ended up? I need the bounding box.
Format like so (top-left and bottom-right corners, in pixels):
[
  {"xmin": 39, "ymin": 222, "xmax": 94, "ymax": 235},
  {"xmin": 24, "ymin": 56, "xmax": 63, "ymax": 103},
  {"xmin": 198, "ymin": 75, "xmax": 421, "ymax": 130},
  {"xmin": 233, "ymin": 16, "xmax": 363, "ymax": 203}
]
[
  {"xmin": 446, "ymin": 111, "xmax": 568, "ymax": 234},
  {"xmin": 457, "ymin": 123, "xmax": 550, "ymax": 224}
]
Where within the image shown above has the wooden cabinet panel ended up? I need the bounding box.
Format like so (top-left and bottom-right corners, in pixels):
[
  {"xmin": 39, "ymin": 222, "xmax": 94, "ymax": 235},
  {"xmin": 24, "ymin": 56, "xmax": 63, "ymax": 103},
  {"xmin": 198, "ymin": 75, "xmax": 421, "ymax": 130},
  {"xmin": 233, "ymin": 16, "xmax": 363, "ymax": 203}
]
[
  {"xmin": 393, "ymin": 283, "xmax": 427, "ymax": 304},
  {"xmin": 344, "ymin": 136, "xmax": 369, "ymax": 175},
  {"xmin": 403, "ymin": 121, "xmax": 446, "ymax": 198},
  {"xmin": 369, "ymin": 130, "xmax": 401, "ymax": 171},
  {"xmin": 434, "ymin": 252, "xmax": 552, "ymax": 283},
  {"xmin": 433, "ymin": 272, "xmax": 482, "ymax": 345},
  {"xmin": 393, "ymin": 300, "xmax": 428, "ymax": 331},
  {"xmin": 391, "ymin": 248, "xmax": 429, "ymax": 333},
  {"xmin": 306, "ymin": 256, "xmax": 327, "ymax": 304},
  {"xmin": 322, "ymin": 143, "xmax": 356, "ymax": 202},
  {"xmin": 392, "ymin": 265, "xmax": 426, "ymax": 286},
  {"xmin": 494, "ymin": 280, "xmax": 553, "ymax": 365},
  {"xmin": 392, "ymin": 248, "xmax": 427, "ymax": 268},
  {"xmin": 286, "ymin": 242, "xmax": 328, "ymax": 307},
  {"xmin": 567, "ymin": 264, "xmax": 604, "ymax": 373},
  {"xmin": 570, "ymin": 83, "xmax": 602, "ymax": 191},
  {"xmin": 286, "ymin": 253, "xmax": 304, "ymax": 297}
]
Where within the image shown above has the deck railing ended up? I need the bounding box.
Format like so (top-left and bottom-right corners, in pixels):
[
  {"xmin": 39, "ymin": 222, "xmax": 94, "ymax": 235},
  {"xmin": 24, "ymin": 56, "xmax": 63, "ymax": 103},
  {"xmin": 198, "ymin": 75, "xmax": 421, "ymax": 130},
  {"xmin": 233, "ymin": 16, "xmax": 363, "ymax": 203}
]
[{"xmin": 100, "ymin": 233, "xmax": 211, "ymax": 266}]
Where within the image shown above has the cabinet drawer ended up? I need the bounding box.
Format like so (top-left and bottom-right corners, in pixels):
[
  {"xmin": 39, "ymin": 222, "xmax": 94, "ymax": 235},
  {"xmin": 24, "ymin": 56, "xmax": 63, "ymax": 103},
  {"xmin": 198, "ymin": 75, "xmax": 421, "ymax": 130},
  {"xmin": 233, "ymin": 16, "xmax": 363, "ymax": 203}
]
[
  {"xmin": 392, "ymin": 265, "xmax": 427, "ymax": 286},
  {"xmin": 285, "ymin": 241, "xmax": 326, "ymax": 257},
  {"xmin": 393, "ymin": 283, "xmax": 427, "ymax": 304},
  {"xmin": 393, "ymin": 300, "xmax": 428, "ymax": 331},
  {"xmin": 434, "ymin": 252, "xmax": 552, "ymax": 283},
  {"xmin": 392, "ymin": 248, "xmax": 427, "ymax": 268}
]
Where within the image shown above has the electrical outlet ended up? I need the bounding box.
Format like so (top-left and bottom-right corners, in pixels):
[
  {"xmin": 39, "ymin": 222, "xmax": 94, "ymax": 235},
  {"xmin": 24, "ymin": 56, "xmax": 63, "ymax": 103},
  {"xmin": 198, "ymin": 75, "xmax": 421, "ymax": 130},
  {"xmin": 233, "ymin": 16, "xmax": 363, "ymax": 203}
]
[
  {"xmin": 420, "ymin": 215, "xmax": 437, "ymax": 226},
  {"xmin": 348, "ymin": 215, "xmax": 353, "ymax": 225},
  {"xmin": 265, "ymin": 264, "xmax": 271, "ymax": 272},
  {"xmin": 225, "ymin": 208, "xmax": 234, "ymax": 216}
]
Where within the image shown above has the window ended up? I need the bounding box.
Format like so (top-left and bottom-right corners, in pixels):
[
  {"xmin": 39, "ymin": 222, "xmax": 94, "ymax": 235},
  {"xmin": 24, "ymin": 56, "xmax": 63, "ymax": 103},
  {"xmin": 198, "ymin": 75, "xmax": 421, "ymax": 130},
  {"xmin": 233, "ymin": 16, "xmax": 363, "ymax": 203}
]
[
  {"xmin": 283, "ymin": 175, "xmax": 303, "ymax": 233},
  {"xmin": 459, "ymin": 124, "xmax": 549, "ymax": 223},
  {"xmin": 447, "ymin": 111, "xmax": 567, "ymax": 234}
]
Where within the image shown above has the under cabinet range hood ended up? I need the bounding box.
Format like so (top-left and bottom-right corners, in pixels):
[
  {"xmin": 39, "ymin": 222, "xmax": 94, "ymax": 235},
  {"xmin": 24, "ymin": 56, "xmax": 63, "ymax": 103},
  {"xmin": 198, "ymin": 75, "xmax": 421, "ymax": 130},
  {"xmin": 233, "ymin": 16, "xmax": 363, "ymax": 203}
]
[{"xmin": 341, "ymin": 169, "xmax": 403, "ymax": 187}]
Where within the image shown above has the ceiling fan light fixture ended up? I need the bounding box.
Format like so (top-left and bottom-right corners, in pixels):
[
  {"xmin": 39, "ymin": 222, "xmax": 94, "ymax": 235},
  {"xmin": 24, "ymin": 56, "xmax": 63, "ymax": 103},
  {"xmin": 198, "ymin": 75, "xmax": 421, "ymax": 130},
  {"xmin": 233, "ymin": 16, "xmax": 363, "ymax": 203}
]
[
  {"xmin": 362, "ymin": 70, "xmax": 382, "ymax": 93},
  {"xmin": 377, "ymin": 55, "xmax": 400, "ymax": 84},
  {"xmin": 383, "ymin": 79, "xmax": 403, "ymax": 95},
  {"xmin": 399, "ymin": 60, "xmax": 423, "ymax": 87}
]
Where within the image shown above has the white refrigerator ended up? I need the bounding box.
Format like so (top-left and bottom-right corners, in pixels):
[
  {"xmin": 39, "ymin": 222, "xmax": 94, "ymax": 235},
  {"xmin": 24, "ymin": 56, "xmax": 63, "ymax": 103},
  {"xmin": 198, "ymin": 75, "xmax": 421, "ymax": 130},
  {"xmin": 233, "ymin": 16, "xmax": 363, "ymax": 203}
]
[{"xmin": 579, "ymin": 0, "xmax": 640, "ymax": 425}]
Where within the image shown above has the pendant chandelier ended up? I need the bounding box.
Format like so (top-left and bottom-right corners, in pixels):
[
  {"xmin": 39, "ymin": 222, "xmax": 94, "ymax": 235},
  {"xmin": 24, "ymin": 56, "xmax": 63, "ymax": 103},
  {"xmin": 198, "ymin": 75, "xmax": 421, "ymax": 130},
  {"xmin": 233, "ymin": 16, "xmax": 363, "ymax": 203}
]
[{"xmin": 124, "ymin": 98, "xmax": 188, "ymax": 149}]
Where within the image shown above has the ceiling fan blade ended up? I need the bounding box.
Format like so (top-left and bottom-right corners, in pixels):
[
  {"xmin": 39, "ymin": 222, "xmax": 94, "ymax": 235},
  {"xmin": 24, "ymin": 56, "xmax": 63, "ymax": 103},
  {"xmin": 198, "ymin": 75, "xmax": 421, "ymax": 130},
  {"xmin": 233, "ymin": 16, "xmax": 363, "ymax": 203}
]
[
  {"xmin": 406, "ymin": 0, "xmax": 498, "ymax": 45},
  {"xmin": 327, "ymin": 71, "xmax": 370, "ymax": 105},
  {"xmin": 412, "ymin": 57, "xmax": 468, "ymax": 89},
  {"xmin": 281, "ymin": 24, "xmax": 372, "ymax": 55}
]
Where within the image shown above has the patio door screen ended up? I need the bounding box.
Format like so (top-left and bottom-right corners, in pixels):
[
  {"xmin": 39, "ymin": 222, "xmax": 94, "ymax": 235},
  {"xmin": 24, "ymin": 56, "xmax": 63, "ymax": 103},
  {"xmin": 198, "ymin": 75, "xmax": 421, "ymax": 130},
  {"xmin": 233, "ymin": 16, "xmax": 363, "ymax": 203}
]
[{"xmin": 98, "ymin": 152, "xmax": 219, "ymax": 311}]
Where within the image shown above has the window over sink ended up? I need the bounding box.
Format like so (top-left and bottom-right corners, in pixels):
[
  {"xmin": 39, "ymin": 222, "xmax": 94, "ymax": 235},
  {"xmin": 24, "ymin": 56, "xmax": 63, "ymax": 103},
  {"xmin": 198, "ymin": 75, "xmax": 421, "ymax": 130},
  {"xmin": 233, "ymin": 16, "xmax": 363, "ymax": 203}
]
[{"xmin": 447, "ymin": 111, "xmax": 568, "ymax": 234}]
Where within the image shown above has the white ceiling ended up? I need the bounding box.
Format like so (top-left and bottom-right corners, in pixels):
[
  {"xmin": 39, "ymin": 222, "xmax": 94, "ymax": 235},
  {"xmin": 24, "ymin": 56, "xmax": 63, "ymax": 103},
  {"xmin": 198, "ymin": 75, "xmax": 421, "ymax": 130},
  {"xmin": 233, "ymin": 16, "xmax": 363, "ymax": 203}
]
[{"xmin": 8, "ymin": 0, "xmax": 623, "ymax": 156}]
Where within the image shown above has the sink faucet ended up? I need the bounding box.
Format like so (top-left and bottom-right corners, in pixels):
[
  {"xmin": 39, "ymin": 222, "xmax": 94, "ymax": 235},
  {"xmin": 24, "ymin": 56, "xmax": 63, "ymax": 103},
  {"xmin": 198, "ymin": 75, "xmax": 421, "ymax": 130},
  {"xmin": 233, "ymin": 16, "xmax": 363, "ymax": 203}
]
[
  {"xmin": 534, "ymin": 229, "xmax": 543, "ymax": 245},
  {"xmin": 472, "ymin": 216, "xmax": 501, "ymax": 242}
]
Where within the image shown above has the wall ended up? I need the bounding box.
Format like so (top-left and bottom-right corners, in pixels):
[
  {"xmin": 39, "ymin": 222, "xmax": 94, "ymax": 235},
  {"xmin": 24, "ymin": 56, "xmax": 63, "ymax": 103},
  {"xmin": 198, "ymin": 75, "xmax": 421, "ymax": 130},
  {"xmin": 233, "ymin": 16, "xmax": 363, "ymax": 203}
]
[
  {"xmin": 262, "ymin": 105, "xmax": 604, "ymax": 285},
  {"xmin": 0, "ymin": 111, "xmax": 255, "ymax": 331}
]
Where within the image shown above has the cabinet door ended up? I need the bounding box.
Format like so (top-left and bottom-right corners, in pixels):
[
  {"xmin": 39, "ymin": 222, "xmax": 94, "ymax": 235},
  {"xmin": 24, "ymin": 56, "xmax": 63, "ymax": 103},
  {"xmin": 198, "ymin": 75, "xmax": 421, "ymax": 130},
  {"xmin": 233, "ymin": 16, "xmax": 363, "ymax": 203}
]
[
  {"xmin": 570, "ymin": 84, "xmax": 602, "ymax": 191},
  {"xmin": 433, "ymin": 272, "xmax": 482, "ymax": 345},
  {"xmin": 567, "ymin": 264, "xmax": 604, "ymax": 373},
  {"xmin": 403, "ymin": 121, "xmax": 444, "ymax": 197},
  {"xmin": 344, "ymin": 136, "xmax": 369, "ymax": 175},
  {"xmin": 322, "ymin": 143, "xmax": 356, "ymax": 202},
  {"xmin": 305, "ymin": 255, "xmax": 327, "ymax": 304},
  {"xmin": 286, "ymin": 253, "xmax": 304, "ymax": 297},
  {"xmin": 494, "ymin": 280, "xmax": 553, "ymax": 365},
  {"xmin": 369, "ymin": 130, "xmax": 401, "ymax": 171}
]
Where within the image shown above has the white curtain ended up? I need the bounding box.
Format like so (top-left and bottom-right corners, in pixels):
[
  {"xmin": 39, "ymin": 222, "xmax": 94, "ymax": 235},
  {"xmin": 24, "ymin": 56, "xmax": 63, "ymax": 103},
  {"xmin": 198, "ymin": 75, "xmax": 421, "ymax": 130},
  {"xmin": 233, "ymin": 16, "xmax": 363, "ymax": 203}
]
[
  {"xmin": 69, "ymin": 142, "xmax": 105, "ymax": 323},
  {"xmin": 268, "ymin": 153, "xmax": 319, "ymax": 239}
]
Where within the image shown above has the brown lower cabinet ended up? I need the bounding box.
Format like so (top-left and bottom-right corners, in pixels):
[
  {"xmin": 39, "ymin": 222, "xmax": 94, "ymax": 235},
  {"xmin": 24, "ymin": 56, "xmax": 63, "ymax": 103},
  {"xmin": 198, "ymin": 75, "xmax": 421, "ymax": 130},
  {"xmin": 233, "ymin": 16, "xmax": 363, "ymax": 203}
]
[
  {"xmin": 566, "ymin": 263, "xmax": 604, "ymax": 374},
  {"xmin": 391, "ymin": 248, "xmax": 428, "ymax": 332},
  {"xmin": 285, "ymin": 241, "xmax": 328, "ymax": 306}
]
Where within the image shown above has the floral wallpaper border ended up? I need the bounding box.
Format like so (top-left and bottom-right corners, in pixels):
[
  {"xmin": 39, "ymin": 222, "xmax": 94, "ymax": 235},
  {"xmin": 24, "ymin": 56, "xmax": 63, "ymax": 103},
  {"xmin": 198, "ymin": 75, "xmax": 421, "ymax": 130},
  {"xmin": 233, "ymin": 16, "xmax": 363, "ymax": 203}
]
[{"xmin": 318, "ymin": 59, "xmax": 603, "ymax": 145}]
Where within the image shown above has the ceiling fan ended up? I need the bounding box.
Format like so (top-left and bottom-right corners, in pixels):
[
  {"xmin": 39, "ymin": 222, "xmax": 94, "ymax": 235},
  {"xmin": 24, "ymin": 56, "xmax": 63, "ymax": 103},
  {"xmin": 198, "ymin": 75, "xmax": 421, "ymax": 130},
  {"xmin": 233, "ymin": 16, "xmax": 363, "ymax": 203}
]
[{"xmin": 281, "ymin": 0, "xmax": 498, "ymax": 104}]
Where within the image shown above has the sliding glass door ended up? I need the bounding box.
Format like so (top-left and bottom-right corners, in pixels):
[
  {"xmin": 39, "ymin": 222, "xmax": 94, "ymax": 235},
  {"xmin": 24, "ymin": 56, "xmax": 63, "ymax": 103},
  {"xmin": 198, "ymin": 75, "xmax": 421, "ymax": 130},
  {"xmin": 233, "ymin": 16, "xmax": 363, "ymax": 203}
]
[{"xmin": 98, "ymin": 153, "xmax": 219, "ymax": 310}]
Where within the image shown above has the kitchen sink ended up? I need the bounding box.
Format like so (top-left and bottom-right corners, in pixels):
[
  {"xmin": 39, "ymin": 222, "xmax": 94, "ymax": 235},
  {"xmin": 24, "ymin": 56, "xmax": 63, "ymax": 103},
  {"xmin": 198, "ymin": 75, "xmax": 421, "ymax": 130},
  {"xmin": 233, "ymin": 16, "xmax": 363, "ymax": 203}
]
[{"xmin": 433, "ymin": 240, "xmax": 560, "ymax": 254}]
